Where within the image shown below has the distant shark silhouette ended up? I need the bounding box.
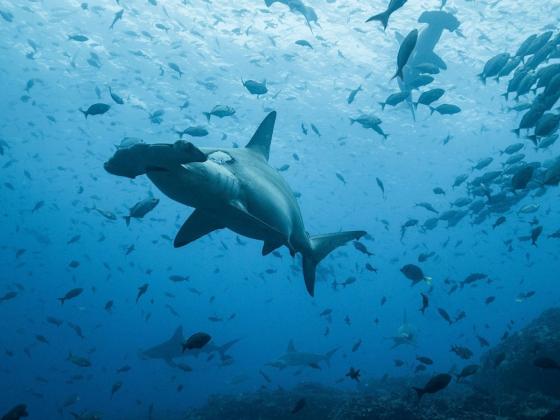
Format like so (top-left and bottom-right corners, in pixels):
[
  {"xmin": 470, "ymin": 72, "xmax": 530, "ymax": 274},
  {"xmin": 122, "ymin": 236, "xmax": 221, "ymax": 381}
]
[
  {"xmin": 105, "ymin": 112, "xmax": 365, "ymax": 296},
  {"xmin": 264, "ymin": 0, "xmax": 319, "ymax": 32},
  {"xmin": 407, "ymin": 11, "xmax": 461, "ymax": 71},
  {"xmin": 140, "ymin": 326, "xmax": 240, "ymax": 367},
  {"xmin": 387, "ymin": 311, "xmax": 417, "ymax": 349},
  {"xmin": 266, "ymin": 340, "xmax": 338, "ymax": 369},
  {"xmin": 396, "ymin": 10, "xmax": 462, "ymax": 119}
]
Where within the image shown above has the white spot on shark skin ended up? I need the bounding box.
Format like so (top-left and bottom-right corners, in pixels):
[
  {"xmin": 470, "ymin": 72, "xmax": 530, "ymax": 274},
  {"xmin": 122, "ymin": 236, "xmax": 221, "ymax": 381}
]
[{"xmin": 208, "ymin": 151, "xmax": 233, "ymax": 164}]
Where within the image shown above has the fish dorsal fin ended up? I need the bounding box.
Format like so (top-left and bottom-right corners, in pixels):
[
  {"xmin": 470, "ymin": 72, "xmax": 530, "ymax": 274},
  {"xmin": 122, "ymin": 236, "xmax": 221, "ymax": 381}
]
[
  {"xmin": 245, "ymin": 111, "xmax": 276, "ymax": 161},
  {"xmin": 287, "ymin": 340, "xmax": 296, "ymax": 353}
]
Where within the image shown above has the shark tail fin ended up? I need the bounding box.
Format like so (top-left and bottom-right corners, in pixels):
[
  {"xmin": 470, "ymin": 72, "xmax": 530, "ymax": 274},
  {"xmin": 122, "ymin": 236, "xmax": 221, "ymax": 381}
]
[
  {"xmin": 303, "ymin": 231, "xmax": 366, "ymax": 296},
  {"xmin": 366, "ymin": 11, "xmax": 389, "ymax": 30}
]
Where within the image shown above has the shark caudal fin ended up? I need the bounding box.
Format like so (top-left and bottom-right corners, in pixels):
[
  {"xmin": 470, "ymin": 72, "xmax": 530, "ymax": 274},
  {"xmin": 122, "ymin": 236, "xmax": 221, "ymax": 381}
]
[{"xmin": 302, "ymin": 230, "xmax": 366, "ymax": 296}]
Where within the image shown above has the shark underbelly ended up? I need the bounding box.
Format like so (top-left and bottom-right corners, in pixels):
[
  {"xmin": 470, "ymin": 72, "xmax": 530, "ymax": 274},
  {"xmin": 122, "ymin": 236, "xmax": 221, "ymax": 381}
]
[{"xmin": 231, "ymin": 158, "xmax": 309, "ymax": 252}]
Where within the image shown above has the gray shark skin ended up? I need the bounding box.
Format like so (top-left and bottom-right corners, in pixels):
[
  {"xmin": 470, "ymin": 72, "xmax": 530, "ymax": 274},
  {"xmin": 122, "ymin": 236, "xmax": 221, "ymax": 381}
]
[
  {"xmin": 140, "ymin": 326, "xmax": 240, "ymax": 367},
  {"xmin": 105, "ymin": 111, "xmax": 366, "ymax": 296},
  {"xmin": 410, "ymin": 11, "xmax": 461, "ymax": 71},
  {"xmin": 266, "ymin": 340, "xmax": 338, "ymax": 369}
]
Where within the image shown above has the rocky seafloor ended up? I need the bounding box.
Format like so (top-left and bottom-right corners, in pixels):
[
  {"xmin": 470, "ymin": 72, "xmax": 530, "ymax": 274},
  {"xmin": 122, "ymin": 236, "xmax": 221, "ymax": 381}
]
[
  {"xmin": 184, "ymin": 381, "xmax": 560, "ymax": 420},
  {"xmin": 185, "ymin": 308, "xmax": 560, "ymax": 420}
]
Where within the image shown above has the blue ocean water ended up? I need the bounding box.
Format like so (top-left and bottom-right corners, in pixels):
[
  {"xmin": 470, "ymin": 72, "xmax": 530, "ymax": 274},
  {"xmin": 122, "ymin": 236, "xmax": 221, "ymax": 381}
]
[{"xmin": 1, "ymin": 0, "xmax": 559, "ymax": 419}]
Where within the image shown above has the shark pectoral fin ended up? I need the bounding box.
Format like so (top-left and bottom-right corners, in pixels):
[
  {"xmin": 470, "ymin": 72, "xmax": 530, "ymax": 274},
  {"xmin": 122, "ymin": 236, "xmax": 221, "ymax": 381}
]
[
  {"xmin": 262, "ymin": 240, "xmax": 283, "ymax": 256},
  {"xmin": 174, "ymin": 210, "xmax": 223, "ymax": 248},
  {"xmin": 245, "ymin": 111, "xmax": 276, "ymax": 161}
]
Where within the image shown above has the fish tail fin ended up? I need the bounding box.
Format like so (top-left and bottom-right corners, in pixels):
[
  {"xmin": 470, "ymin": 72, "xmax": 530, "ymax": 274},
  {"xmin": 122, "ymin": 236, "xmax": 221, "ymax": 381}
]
[
  {"xmin": 383, "ymin": 133, "xmax": 389, "ymax": 140},
  {"xmin": 413, "ymin": 102, "xmax": 419, "ymax": 110},
  {"xmin": 58, "ymin": 297, "xmax": 65, "ymax": 305},
  {"xmin": 366, "ymin": 11, "xmax": 389, "ymax": 30},
  {"xmin": 378, "ymin": 102, "xmax": 386, "ymax": 111},
  {"xmin": 501, "ymin": 92, "xmax": 509, "ymax": 100},
  {"xmin": 124, "ymin": 216, "xmax": 131, "ymax": 226},
  {"xmin": 430, "ymin": 107, "xmax": 436, "ymax": 115},
  {"xmin": 203, "ymin": 112, "xmax": 211, "ymax": 122},
  {"xmin": 79, "ymin": 108, "xmax": 88, "ymax": 119},
  {"xmin": 477, "ymin": 73, "xmax": 486, "ymax": 85},
  {"xmin": 512, "ymin": 128, "xmax": 521, "ymax": 137},
  {"xmin": 413, "ymin": 387, "xmax": 425, "ymax": 399},
  {"xmin": 303, "ymin": 231, "xmax": 366, "ymax": 296}
]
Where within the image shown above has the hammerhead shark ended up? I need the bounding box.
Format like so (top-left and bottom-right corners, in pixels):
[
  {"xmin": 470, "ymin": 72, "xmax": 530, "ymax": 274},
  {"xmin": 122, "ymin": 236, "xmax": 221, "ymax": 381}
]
[
  {"xmin": 140, "ymin": 326, "xmax": 240, "ymax": 367},
  {"xmin": 264, "ymin": 0, "xmax": 319, "ymax": 32},
  {"xmin": 397, "ymin": 10, "xmax": 463, "ymax": 119},
  {"xmin": 266, "ymin": 340, "xmax": 338, "ymax": 369},
  {"xmin": 104, "ymin": 111, "xmax": 365, "ymax": 296}
]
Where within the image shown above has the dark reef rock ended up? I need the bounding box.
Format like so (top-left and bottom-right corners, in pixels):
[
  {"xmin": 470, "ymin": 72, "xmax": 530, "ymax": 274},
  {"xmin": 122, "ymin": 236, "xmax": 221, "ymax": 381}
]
[{"xmin": 476, "ymin": 307, "xmax": 560, "ymax": 399}]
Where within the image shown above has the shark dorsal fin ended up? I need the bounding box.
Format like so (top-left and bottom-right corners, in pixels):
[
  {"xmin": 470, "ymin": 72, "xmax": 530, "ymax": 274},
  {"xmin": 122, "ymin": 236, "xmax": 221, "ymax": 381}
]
[
  {"xmin": 245, "ymin": 111, "xmax": 276, "ymax": 161},
  {"xmin": 287, "ymin": 339, "xmax": 296, "ymax": 353},
  {"xmin": 171, "ymin": 326, "xmax": 183, "ymax": 343}
]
